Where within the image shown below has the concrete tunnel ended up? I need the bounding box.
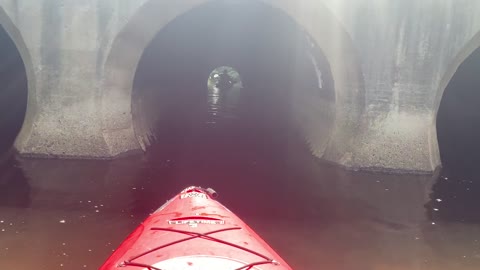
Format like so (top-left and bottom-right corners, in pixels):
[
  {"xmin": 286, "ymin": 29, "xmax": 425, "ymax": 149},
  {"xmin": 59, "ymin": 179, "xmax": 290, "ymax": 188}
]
[
  {"xmin": 101, "ymin": 0, "xmax": 364, "ymax": 166},
  {"xmin": 437, "ymin": 45, "xmax": 480, "ymax": 172},
  {"xmin": 431, "ymin": 43, "xmax": 480, "ymax": 223},
  {"xmin": 130, "ymin": 1, "xmax": 336, "ymax": 159},
  {"xmin": 0, "ymin": 24, "xmax": 27, "ymax": 158}
]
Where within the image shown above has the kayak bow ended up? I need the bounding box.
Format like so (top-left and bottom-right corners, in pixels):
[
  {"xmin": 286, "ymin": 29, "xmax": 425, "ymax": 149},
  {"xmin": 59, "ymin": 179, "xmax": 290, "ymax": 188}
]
[{"xmin": 100, "ymin": 186, "xmax": 293, "ymax": 270}]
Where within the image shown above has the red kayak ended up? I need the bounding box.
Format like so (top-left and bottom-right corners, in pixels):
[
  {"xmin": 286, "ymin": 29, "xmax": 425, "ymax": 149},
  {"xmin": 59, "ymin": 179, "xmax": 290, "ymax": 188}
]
[{"xmin": 100, "ymin": 186, "xmax": 293, "ymax": 270}]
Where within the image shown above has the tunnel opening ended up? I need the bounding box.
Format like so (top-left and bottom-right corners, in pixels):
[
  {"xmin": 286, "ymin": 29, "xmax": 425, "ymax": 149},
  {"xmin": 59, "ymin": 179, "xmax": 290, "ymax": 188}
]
[
  {"xmin": 433, "ymin": 46, "xmax": 480, "ymax": 223},
  {"xmin": 132, "ymin": 0, "xmax": 335, "ymax": 164},
  {"xmin": 0, "ymin": 24, "xmax": 28, "ymax": 159}
]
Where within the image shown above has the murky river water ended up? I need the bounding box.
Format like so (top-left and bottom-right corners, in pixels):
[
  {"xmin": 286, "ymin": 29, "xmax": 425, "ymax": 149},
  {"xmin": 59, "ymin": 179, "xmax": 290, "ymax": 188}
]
[{"xmin": 1, "ymin": 139, "xmax": 480, "ymax": 270}]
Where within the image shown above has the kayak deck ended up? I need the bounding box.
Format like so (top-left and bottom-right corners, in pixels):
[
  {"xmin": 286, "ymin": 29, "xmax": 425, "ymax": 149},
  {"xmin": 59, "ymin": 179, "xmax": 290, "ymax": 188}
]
[{"xmin": 100, "ymin": 186, "xmax": 292, "ymax": 270}]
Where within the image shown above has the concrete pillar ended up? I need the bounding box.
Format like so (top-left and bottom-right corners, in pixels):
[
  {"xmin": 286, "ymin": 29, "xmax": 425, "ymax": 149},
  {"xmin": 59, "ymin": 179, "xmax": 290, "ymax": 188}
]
[
  {"xmin": 1, "ymin": 0, "xmax": 145, "ymax": 158},
  {"xmin": 320, "ymin": 0, "xmax": 480, "ymax": 172}
]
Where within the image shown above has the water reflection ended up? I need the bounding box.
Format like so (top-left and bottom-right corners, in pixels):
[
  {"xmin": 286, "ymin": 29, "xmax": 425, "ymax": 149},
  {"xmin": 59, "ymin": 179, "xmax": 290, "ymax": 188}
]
[
  {"xmin": 428, "ymin": 169, "xmax": 480, "ymax": 223},
  {"xmin": 2, "ymin": 144, "xmax": 480, "ymax": 269},
  {"xmin": 0, "ymin": 154, "xmax": 30, "ymax": 208}
]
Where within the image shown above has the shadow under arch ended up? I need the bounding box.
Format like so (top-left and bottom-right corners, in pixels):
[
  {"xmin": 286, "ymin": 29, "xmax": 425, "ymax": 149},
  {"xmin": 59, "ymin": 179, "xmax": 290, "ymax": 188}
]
[
  {"xmin": 432, "ymin": 30, "xmax": 480, "ymax": 168},
  {"xmin": 0, "ymin": 6, "xmax": 37, "ymax": 156},
  {"xmin": 101, "ymin": 0, "xmax": 365, "ymax": 161},
  {"xmin": 429, "ymin": 30, "xmax": 480, "ymax": 223}
]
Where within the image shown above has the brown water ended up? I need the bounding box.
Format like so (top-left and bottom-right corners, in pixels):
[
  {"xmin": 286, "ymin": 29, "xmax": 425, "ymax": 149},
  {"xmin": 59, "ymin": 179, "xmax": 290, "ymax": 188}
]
[{"xmin": 1, "ymin": 145, "xmax": 480, "ymax": 270}]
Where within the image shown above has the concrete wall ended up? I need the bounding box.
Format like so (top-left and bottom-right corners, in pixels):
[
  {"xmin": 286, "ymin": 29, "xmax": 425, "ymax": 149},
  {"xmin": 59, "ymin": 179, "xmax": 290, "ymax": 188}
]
[
  {"xmin": 319, "ymin": 0, "xmax": 480, "ymax": 172},
  {"xmin": 0, "ymin": 0, "xmax": 479, "ymax": 173}
]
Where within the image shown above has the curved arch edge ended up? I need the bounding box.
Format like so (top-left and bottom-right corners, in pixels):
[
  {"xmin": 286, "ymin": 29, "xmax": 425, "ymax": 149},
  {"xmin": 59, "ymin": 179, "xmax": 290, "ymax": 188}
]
[
  {"xmin": 101, "ymin": 0, "xmax": 365, "ymax": 160},
  {"xmin": 431, "ymin": 30, "xmax": 480, "ymax": 169},
  {"xmin": 0, "ymin": 6, "xmax": 38, "ymax": 155}
]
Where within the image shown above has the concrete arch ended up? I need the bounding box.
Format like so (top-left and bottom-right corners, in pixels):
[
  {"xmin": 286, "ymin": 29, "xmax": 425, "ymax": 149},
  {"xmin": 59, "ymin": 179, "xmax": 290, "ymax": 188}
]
[
  {"xmin": 432, "ymin": 30, "xmax": 480, "ymax": 167},
  {"xmin": 0, "ymin": 6, "xmax": 37, "ymax": 155},
  {"xmin": 434, "ymin": 31, "xmax": 480, "ymax": 119},
  {"xmin": 102, "ymin": 0, "xmax": 365, "ymax": 159}
]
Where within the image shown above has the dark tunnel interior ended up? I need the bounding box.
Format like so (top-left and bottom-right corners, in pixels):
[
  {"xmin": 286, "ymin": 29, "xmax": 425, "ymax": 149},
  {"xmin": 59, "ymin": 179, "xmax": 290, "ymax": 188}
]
[
  {"xmin": 0, "ymin": 25, "xmax": 28, "ymax": 158},
  {"xmin": 437, "ymin": 46, "xmax": 480, "ymax": 171},
  {"xmin": 132, "ymin": 0, "xmax": 334, "ymax": 166},
  {"xmin": 433, "ymin": 46, "xmax": 480, "ymax": 223}
]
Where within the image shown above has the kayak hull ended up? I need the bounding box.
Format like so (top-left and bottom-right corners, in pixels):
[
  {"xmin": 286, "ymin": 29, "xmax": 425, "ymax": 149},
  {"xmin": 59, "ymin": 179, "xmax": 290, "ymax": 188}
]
[{"xmin": 100, "ymin": 186, "xmax": 293, "ymax": 270}]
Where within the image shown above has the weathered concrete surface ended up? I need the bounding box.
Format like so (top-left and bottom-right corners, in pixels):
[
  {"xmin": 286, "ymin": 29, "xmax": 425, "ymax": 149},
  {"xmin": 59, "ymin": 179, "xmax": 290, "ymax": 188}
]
[
  {"xmin": 1, "ymin": 1, "xmax": 110, "ymax": 158},
  {"xmin": 0, "ymin": 0, "xmax": 479, "ymax": 173},
  {"xmin": 319, "ymin": 0, "xmax": 480, "ymax": 172}
]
